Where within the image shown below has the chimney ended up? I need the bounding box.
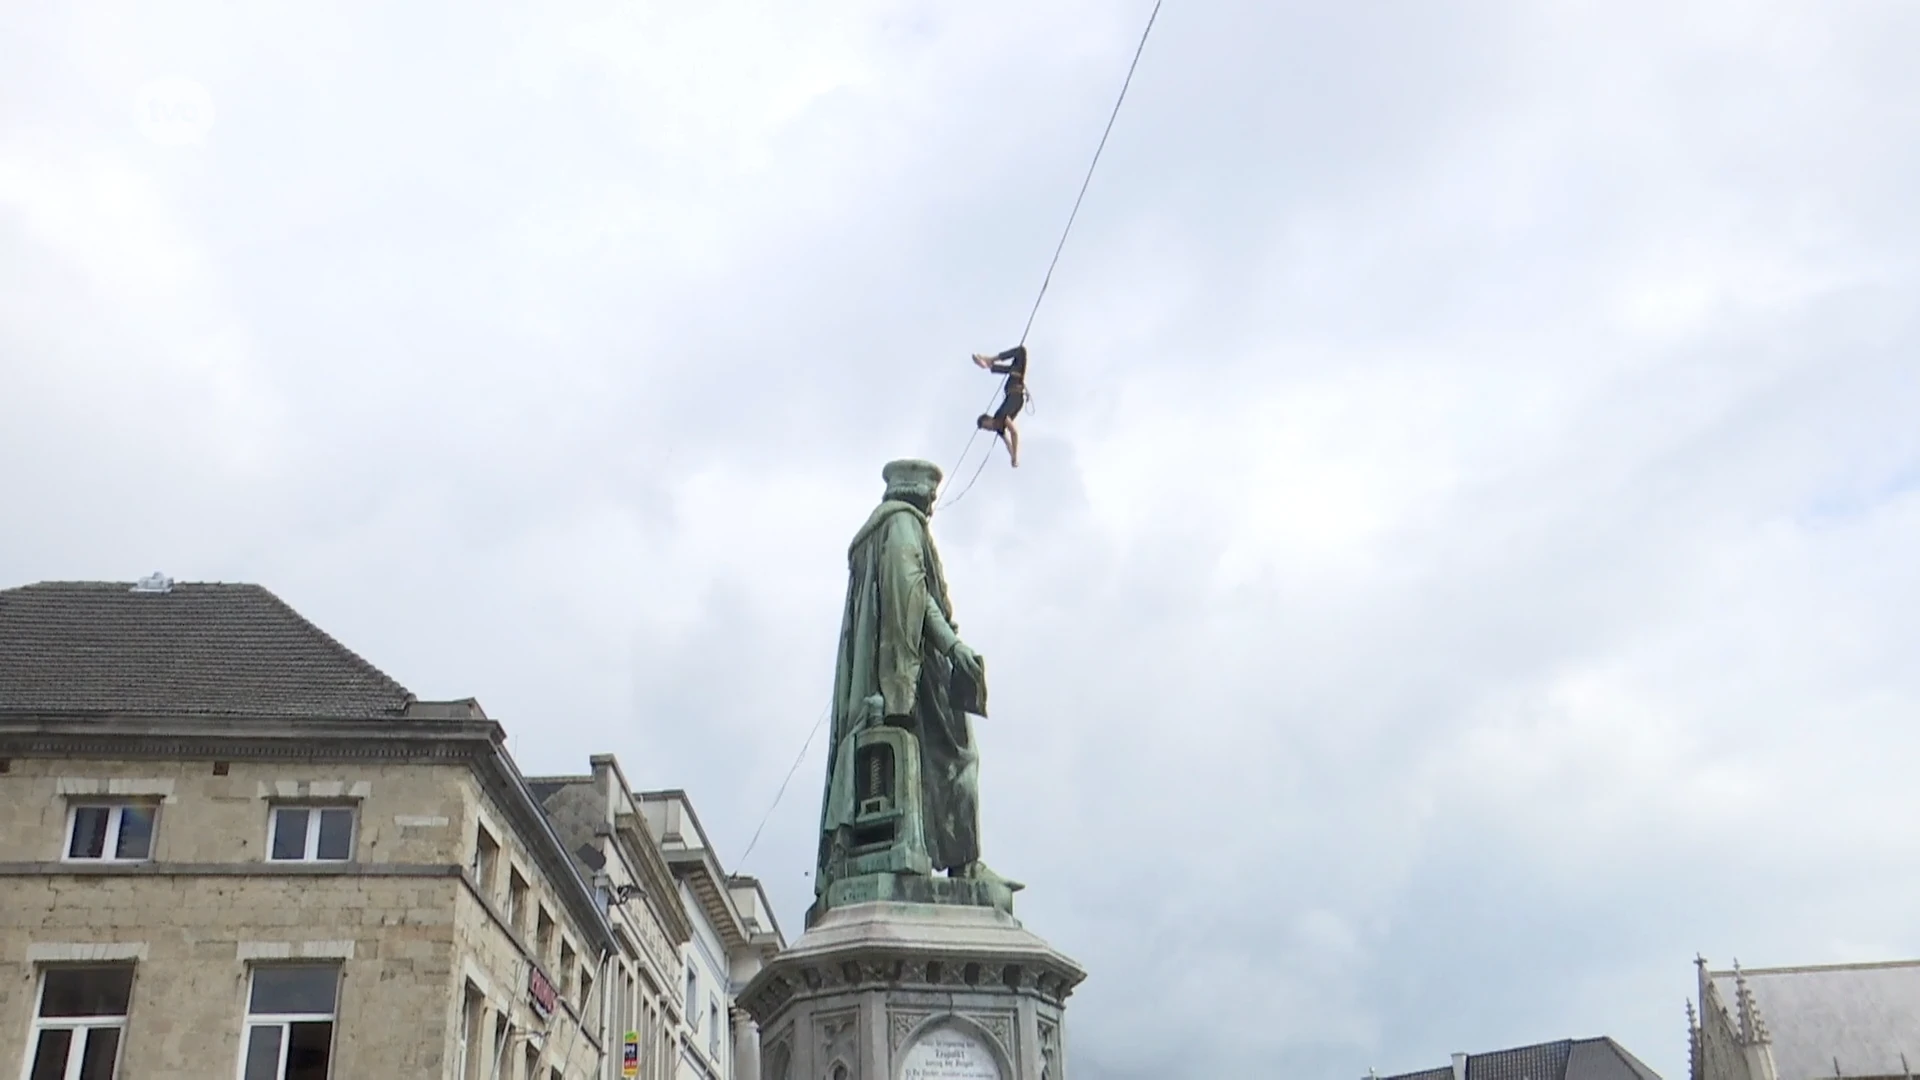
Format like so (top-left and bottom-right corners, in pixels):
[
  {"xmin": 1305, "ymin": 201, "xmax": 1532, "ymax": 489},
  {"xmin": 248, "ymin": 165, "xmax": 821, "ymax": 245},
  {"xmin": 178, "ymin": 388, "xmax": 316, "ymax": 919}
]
[{"xmin": 1453, "ymin": 1053, "xmax": 1469, "ymax": 1080}]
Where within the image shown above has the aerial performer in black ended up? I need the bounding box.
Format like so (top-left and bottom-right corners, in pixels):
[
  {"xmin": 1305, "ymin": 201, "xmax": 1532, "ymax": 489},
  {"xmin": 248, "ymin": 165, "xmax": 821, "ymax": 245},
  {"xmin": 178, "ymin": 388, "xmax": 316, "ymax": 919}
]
[{"xmin": 970, "ymin": 345, "xmax": 1029, "ymax": 468}]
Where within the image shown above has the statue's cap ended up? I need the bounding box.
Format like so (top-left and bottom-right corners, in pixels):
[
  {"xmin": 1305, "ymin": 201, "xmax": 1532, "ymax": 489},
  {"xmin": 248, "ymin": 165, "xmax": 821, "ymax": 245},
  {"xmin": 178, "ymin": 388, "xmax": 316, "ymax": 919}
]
[{"xmin": 882, "ymin": 459, "xmax": 943, "ymax": 500}]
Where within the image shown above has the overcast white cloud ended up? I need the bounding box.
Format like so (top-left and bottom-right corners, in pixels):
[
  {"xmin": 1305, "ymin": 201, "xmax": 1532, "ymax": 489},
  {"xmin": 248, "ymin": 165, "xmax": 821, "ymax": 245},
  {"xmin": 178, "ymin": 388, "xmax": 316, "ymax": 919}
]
[{"xmin": 5, "ymin": 1, "xmax": 1920, "ymax": 1076}]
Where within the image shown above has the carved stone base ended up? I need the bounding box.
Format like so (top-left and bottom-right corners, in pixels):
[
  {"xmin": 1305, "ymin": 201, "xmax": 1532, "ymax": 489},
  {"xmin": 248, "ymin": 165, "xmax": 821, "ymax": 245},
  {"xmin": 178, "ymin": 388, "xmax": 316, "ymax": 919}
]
[
  {"xmin": 810, "ymin": 872, "xmax": 1016, "ymax": 928},
  {"xmin": 740, "ymin": 901, "xmax": 1084, "ymax": 1080}
]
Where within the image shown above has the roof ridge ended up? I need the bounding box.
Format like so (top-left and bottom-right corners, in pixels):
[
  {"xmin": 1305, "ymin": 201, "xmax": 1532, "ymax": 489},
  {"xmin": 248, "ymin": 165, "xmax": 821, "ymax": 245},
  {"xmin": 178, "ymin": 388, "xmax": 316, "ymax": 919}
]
[
  {"xmin": 1, "ymin": 579, "xmax": 420, "ymax": 719},
  {"xmin": 8, "ymin": 579, "xmax": 256, "ymax": 591},
  {"xmin": 1709, "ymin": 958, "xmax": 1920, "ymax": 977},
  {"xmin": 249, "ymin": 585, "xmax": 415, "ymax": 710}
]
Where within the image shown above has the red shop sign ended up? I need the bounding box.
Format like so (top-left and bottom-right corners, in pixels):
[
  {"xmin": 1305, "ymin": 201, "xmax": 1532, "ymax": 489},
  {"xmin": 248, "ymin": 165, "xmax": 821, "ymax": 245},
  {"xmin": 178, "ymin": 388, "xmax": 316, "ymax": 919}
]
[{"xmin": 529, "ymin": 965, "xmax": 557, "ymax": 1020}]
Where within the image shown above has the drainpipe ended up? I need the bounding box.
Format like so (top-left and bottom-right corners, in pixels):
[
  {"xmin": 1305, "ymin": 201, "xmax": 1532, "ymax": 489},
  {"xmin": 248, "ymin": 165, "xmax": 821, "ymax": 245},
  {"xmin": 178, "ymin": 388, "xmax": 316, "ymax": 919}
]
[{"xmin": 598, "ymin": 945, "xmax": 614, "ymax": 1080}]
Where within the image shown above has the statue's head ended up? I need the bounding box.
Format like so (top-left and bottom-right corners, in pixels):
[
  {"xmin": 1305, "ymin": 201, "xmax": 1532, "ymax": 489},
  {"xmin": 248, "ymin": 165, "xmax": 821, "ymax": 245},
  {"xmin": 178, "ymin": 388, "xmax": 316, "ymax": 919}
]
[{"xmin": 882, "ymin": 459, "xmax": 943, "ymax": 514}]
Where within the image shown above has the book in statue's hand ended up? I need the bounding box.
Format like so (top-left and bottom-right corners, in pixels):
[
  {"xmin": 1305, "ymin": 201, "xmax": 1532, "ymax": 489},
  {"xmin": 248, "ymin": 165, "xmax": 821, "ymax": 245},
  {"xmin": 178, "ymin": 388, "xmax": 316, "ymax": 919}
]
[{"xmin": 950, "ymin": 653, "xmax": 987, "ymax": 718}]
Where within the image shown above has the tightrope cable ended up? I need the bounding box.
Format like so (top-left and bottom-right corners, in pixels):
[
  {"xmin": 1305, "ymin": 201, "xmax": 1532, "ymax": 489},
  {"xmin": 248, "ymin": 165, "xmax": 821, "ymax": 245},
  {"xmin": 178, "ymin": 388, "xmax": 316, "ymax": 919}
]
[
  {"xmin": 1016, "ymin": 0, "xmax": 1165, "ymax": 347},
  {"xmin": 939, "ymin": 445, "xmax": 995, "ymax": 510},
  {"xmin": 942, "ymin": 0, "xmax": 1165, "ymax": 510},
  {"xmin": 735, "ymin": 3, "xmax": 1167, "ymax": 866},
  {"xmin": 736, "ymin": 701, "xmax": 831, "ymax": 869}
]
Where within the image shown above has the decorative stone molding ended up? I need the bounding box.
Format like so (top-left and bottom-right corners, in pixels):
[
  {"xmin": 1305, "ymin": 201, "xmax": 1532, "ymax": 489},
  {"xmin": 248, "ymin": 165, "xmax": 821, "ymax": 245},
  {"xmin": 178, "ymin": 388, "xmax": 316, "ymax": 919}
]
[
  {"xmin": 54, "ymin": 777, "xmax": 177, "ymax": 803},
  {"xmin": 817, "ymin": 1010, "xmax": 857, "ymax": 1066},
  {"xmin": 964, "ymin": 1011, "xmax": 1016, "ymax": 1060},
  {"xmin": 0, "ymin": 861, "xmax": 464, "ymax": 878},
  {"xmin": 890, "ymin": 1010, "xmax": 933, "ymax": 1052},
  {"xmin": 27, "ymin": 942, "xmax": 149, "ymax": 962},
  {"xmin": 748, "ymin": 903, "xmax": 1082, "ymax": 1080},
  {"xmin": 257, "ymin": 780, "xmax": 373, "ymax": 800},
  {"xmin": 742, "ymin": 952, "xmax": 1081, "ymax": 1022},
  {"xmin": 0, "ymin": 732, "xmax": 487, "ymax": 764},
  {"xmin": 460, "ymin": 957, "xmax": 500, "ymax": 1002},
  {"xmin": 763, "ymin": 1029, "xmax": 793, "ymax": 1080},
  {"xmin": 237, "ymin": 940, "xmax": 357, "ymax": 961}
]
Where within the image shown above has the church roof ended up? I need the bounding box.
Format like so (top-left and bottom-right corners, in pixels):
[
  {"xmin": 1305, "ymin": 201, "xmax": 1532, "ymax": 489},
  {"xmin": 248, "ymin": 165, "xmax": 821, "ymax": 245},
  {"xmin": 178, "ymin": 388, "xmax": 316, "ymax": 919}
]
[
  {"xmin": 1379, "ymin": 1037, "xmax": 1662, "ymax": 1080},
  {"xmin": 0, "ymin": 579, "xmax": 416, "ymax": 718},
  {"xmin": 1707, "ymin": 960, "xmax": 1920, "ymax": 1080}
]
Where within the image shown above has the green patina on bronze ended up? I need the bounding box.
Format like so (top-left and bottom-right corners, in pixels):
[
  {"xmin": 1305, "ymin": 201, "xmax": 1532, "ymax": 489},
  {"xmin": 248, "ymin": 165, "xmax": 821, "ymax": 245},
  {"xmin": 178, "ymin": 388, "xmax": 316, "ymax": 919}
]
[{"xmin": 811, "ymin": 460, "xmax": 1020, "ymax": 925}]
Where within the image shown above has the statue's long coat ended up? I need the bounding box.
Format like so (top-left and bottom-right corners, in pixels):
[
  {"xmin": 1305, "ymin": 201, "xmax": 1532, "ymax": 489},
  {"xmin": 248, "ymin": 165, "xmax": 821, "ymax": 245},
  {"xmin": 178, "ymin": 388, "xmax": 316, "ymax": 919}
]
[{"xmin": 816, "ymin": 500, "xmax": 982, "ymax": 893}]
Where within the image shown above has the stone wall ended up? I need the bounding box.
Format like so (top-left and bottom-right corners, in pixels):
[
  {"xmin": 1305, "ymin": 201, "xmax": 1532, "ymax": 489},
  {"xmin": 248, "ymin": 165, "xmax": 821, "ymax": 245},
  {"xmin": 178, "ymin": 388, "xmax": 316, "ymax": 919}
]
[
  {"xmin": 0, "ymin": 872, "xmax": 458, "ymax": 1076},
  {"xmin": 0, "ymin": 756, "xmax": 470, "ymax": 865},
  {"xmin": 0, "ymin": 753, "xmax": 609, "ymax": 1079}
]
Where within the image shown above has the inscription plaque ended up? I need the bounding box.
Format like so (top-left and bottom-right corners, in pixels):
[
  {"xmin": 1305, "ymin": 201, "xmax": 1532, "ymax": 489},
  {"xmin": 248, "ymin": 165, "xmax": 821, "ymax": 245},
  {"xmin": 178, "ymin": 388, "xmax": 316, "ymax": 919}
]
[{"xmin": 900, "ymin": 1025, "xmax": 1002, "ymax": 1080}]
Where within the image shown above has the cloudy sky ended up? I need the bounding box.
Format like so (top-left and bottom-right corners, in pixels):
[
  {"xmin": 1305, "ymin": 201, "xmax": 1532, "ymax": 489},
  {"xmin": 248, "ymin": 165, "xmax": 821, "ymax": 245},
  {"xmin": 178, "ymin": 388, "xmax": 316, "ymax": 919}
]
[{"xmin": 5, "ymin": 0, "xmax": 1919, "ymax": 1076}]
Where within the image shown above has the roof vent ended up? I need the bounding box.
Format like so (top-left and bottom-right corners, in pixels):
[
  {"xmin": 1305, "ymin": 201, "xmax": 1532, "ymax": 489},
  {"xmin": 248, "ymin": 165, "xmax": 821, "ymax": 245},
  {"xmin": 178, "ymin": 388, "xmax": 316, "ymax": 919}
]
[{"xmin": 130, "ymin": 572, "xmax": 173, "ymax": 594}]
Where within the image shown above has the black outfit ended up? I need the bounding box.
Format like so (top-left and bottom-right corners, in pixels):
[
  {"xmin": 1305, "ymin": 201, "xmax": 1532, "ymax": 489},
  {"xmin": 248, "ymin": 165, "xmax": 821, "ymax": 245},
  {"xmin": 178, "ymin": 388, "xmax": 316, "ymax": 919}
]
[{"xmin": 987, "ymin": 346, "xmax": 1028, "ymax": 421}]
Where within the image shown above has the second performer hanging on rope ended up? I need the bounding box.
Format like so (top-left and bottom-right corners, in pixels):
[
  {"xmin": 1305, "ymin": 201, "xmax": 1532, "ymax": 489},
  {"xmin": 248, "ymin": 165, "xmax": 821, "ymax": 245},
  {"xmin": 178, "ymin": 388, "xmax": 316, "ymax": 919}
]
[{"xmin": 970, "ymin": 345, "xmax": 1029, "ymax": 468}]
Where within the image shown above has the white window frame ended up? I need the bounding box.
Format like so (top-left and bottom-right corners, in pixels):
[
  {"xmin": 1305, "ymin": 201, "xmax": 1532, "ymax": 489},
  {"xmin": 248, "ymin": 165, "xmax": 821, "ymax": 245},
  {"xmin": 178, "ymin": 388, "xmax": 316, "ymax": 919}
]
[
  {"xmin": 235, "ymin": 966, "xmax": 339, "ymax": 1080},
  {"xmin": 61, "ymin": 803, "xmax": 157, "ymax": 863},
  {"xmin": 266, "ymin": 805, "xmax": 356, "ymax": 863},
  {"xmin": 489, "ymin": 1014, "xmax": 510, "ymax": 1080},
  {"xmin": 457, "ymin": 983, "xmax": 483, "ymax": 1080},
  {"xmin": 23, "ymin": 966, "xmax": 132, "ymax": 1080}
]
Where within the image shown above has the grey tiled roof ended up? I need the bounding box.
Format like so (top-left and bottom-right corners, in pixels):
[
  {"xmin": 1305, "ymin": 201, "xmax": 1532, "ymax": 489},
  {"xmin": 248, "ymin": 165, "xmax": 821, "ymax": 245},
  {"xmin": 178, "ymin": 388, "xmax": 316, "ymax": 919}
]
[
  {"xmin": 1382, "ymin": 1038, "xmax": 1661, "ymax": 1080},
  {"xmin": 0, "ymin": 581, "xmax": 414, "ymax": 719},
  {"xmin": 1472, "ymin": 1039, "xmax": 1572, "ymax": 1080},
  {"xmin": 1710, "ymin": 962, "xmax": 1920, "ymax": 1080}
]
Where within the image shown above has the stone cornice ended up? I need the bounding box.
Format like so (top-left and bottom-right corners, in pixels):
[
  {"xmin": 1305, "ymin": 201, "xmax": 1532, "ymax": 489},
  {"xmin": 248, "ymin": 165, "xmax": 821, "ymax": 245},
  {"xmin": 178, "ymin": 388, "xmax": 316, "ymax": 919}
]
[
  {"xmin": 0, "ymin": 712, "xmax": 500, "ymax": 762},
  {"xmin": 0, "ymin": 861, "xmax": 466, "ymax": 878},
  {"xmin": 664, "ymin": 847, "xmax": 752, "ymax": 952},
  {"xmin": 738, "ymin": 943, "xmax": 1086, "ymax": 1025},
  {"xmin": 609, "ymin": 813, "xmax": 693, "ymax": 947}
]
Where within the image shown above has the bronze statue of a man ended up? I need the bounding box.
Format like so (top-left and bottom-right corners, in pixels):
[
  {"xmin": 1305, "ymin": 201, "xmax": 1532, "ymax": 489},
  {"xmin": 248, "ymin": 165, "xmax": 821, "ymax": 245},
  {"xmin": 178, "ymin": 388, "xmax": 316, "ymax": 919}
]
[{"xmin": 814, "ymin": 460, "xmax": 1013, "ymax": 900}]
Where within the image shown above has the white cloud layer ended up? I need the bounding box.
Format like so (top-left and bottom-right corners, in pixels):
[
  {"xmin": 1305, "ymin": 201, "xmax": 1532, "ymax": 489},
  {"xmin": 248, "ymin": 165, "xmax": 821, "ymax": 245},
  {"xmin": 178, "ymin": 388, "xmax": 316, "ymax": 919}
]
[{"xmin": 5, "ymin": 1, "xmax": 1919, "ymax": 1076}]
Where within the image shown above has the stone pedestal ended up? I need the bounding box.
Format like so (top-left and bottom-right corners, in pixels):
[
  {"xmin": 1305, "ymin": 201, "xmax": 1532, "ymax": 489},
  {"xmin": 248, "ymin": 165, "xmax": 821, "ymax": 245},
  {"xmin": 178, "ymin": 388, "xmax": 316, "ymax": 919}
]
[{"xmin": 739, "ymin": 902, "xmax": 1085, "ymax": 1080}]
